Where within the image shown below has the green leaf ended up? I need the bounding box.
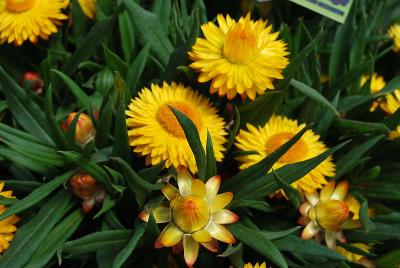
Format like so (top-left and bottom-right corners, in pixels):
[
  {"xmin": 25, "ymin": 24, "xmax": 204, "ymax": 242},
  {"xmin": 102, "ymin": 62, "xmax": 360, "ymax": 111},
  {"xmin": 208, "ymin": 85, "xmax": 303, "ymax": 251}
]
[
  {"xmin": 229, "ymin": 199, "xmax": 274, "ymax": 212},
  {"xmin": 233, "ymin": 141, "xmax": 350, "ymax": 201},
  {"xmin": 273, "ymin": 170, "xmax": 302, "ymax": 208},
  {"xmin": 0, "ymin": 195, "xmax": 17, "ymax": 206},
  {"xmin": 118, "ymin": 10, "xmax": 136, "ymax": 62},
  {"xmin": 112, "ymin": 85, "xmax": 131, "ymax": 163},
  {"xmin": 222, "ymin": 126, "xmax": 309, "ymax": 192},
  {"xmin": 103, "ymin": 44, "xmax": 128, "ymax": 77},
  {"xmin": 25, "ymin": 209, "xmax": 84, "ymax": 268},
  {"xmin": 376, "ymin": 248, "xmax": 400, "ymax": 268},
  {"xmin": 0, "ymin": 171, "xmax": 75, "ymax": 221},
  {"xmin": 62, "ymin": 15, "xmax": 117, "ymax": 76},
  {"xmin": 335, "ymin": 135, "xmax": 384, "ymax": 179},
  {"xmin": 290, "ymin": 79, "xmax": 339, "ymax": 116},
  {"xmin": 111, "ymin": 157, "xmax": 162, "ymax": 207},
  {"xmin": 226, "ymin": 106, "xmax": 240, "ymax": 151},
  {"xmin": 3, "ymin": 180, "xmax": 42, "ymax": 192},
  {"xmin": 0, "ymin": 147, "xmax": 54, "ymax": 174},
  {"xmin": 112, "ymin": 221, "xmax": 146, "ymax": 268},
  {"xmin": 0, "ymin": 190, "xmax": 73, "ymax": 267},
  {"xmin": 44, "ymin": 86, "xmax": 69, "ymax": 149},
  {"xmin": 238, "ymin": 91, "xmax": 283, "ymax": 127},
  {"xmin": 51, "ymin": 69, "xmax": 93, "ymax": 115},
  {"xmin": 63, "ymin": 230, "xmax": 132, "ymax": 255},
  {"xmin": 218, "ymin": 243, "xmax": 243, "ymax": 257},
  {"xmin": 352, "ymin": 192, "xmax": 376, "ymax": 232},
  {"xmin": 123, "ymin": 0, "xmax": 173, "ymax": 66},
  {"xmin": 95, "ymin": 95, "xmax": 114, "ymax": 148},
  {"xmin": 261, "ymin": 227, "xmax": 301, "ymax": 240},
  {"xmin": 126, "ymin": 43, "xmax": 151, "ymax": 93},
  {"xmin": 345, "ymin": 223, "xmax": 400, "ymax": 241},
  {"xmin": 0, "ymin": 65, "xmax": 53, "ymax": 144},
  {"xmin": 137, "ymin": 162, "xmax": 164, "ymax": 183},
  {"xmin": 227, "ymin": 222, "xmax": 288, "ymax": 268},
  {"xmin": 333, "ymin": 119, "xmax": 390, "ymax": 134},
  {"xmin": 94, "ymin": 196, "xmax": 117, "ymax": 219},
  {"xmin": 170, "ymin": 106, "xmax": 206, "ymax": 179},
  {"xmin": 273, "ymin": 235, "xmax": 346, "ymax": 261},
  {"xmin": 205, "ymin": 131, "xmax": 217, "ymax": 179}
]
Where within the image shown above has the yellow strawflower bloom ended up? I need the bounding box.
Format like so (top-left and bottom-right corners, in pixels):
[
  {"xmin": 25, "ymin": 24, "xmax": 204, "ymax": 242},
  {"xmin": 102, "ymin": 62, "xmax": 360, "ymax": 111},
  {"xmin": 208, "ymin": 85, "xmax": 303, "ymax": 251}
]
[
  {"xmin": 298, "ymin": 181, "xmax": 362, "ymax": 249},
  {"xmin": 126, "ymin": 82, "xmax": 227, "ymax": 174},
  {"xmin": 139, "ymin": 167, "xmax": 238, "ymax": 267},
  {"xmin": 0, "ymin": 182, "xmax": 19, "ymax": 254},
  {"xmin": 189, "ymin": 14, "xmax": 289, "ymax": 100},
  {"xmin": 77, "ymin": 0, "xmax": 95, "ymax": 19},
  {"xmin": 0, "ymin": 0, "xmax": 69, "ymax": 45},
  {"xmin": 235, "ymin": 115, "xmax": 335, "ymax": 194},
  {"xmin": 388, "ymin": 24, "xmax": 400, "ymax": 52},
  {"xmin": 380, "ymin": 89, "xmax": 400, "ymax": 139},
  {"xmin": 360, "ymin": 73, "xmax": 386, "ymax": 112},
  {"xmin": 244, "ymin": 262, "xmax": 268, "ymax": 268}
]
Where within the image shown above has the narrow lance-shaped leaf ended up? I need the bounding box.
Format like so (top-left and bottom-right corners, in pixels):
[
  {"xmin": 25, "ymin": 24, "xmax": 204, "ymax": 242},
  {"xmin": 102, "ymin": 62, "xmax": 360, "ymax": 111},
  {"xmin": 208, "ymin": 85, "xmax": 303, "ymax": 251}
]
[
  {"xmin": 0, "ymin": 170, "xmax": 75, "ymax": 221},
  {"xmin": 170, "ymin": 106, "xmax": 206, "ymax": 180},
  {"xmin": 205, "ymin": 131, "xmax": 217, "ymax": 179}
]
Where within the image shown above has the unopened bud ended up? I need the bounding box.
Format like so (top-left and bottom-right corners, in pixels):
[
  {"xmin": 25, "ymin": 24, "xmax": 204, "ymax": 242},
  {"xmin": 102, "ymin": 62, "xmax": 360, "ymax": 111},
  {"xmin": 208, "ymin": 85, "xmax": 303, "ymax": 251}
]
[
  {"xmin": 61, "ymin": 113, "xmax": 95, "ymax": 145},
  {"xmin": 70, "ymin": 172, "xmax": 105, "ymax": 213},
  {"xmin": 309, "ymin": 200, "xmax": 350, "ymax": 231},
  {"xmin": 20, "ymin": 71, "xmax": 44, "ymax": 94}
]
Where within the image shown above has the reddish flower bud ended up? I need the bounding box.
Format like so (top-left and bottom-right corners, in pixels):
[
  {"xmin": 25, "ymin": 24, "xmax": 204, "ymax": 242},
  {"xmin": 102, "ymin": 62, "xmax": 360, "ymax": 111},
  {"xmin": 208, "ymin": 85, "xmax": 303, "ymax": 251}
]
[
  {"xmin": 309, "ymin": 200, "xmax": 350, "ymax": 231},
  {"xmin": 70, "ymin": 172, "xmax": 101, "ymax": 200},
  {"xmin": 20, "ymin": 71, "xmax": 44, "ymax": 94},
  {"xmin": 61, "ymin": 112, "xmax": 95, "ymax": 145},
  {"xmin": 70, "ymin": 172, "xmax": 105, "ymax": 213}
]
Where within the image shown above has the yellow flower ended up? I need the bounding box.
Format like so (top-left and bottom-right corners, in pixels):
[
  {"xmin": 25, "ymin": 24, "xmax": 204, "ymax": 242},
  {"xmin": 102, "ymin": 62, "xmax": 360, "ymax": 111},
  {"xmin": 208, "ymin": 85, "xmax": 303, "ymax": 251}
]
[
  {"xmin": 139, "ymin": 167, "xmax": 238, "ymax": 267},
  {"xmin": 389, "ymin": 125, "xmax": 400, "ymax": 140},
  {"xmin": 0, "ymin": 182, "xmax": 19, "ymax": 254},
  {"xmin": 244, "ymin": 262, "xmax": 268, "ymax": 268},
  {"xmin": 77, "ymin": 0, "xmax": 95, "ymax": 19},
  {"xmin": 189, "ymin": 14, "xmax": 289, "ymax": 100},
  {"xmin": 0, "ymin": 0, "xmax": 69, "ymax": 45},
  {"xmin": 388, "ymin": 24, "xmax": 400, "ymax": 52},
  {"xmin": 360, "ymin": 73, "xmax": 386, "ymax": 112},
  {"xmin": 235, "ymin": 115, "xmax": 335, "ymax": 195},
  {"xmin": 381, "ymin": 89, "xmax": 400, "ymax": 114},
  {"xmin": 336, "ymin": 243, "xmax": 372, "ymax": 266},
  {"xmin": 126, "ymin": 82, "xmax": 227, "ymax": 174},
  {"xmin": 298, "ymin": 181, "xmax": 362, "ymax": 249}
]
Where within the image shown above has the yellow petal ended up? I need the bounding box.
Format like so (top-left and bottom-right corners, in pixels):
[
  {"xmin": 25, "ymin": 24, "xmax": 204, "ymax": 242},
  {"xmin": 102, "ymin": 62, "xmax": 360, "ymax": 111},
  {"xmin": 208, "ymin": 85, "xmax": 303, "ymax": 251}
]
[
  {"xmin": 139, "ymin": 207, "xmax": 171, "ymax": 223},
  {"xmin": 331, "ymin": 181, "xmax": 349, "ymax": 201},
  {"xmin": 305, "ymin": 193, "xmax": 320, "ymax": 206},
  {"xmin": 301, "ymin": 221, "xmax": 320, "ymax": 240},
  {"xmin": 210, "ymin": 192, "xmax": 233, "ymax": 213},
  {"xmin": 192, "ymin": 229, "xmax": 212, "ymax": 243},
  {"xmin": 161, "ymin": 183, "xmax": 179, "ymax": 201},
  {"xmin": 211, "ymin": 209, "xmax": 239, "ymax": 224},
  {"xmin": 177, "ymin": 166, "xmax": 192, "ymax": 196},
  {"xmin": 191, "ymin": 179, "xmax": 206, "ymax": 197},
  {"xmin": 201, "ymin": 238, "xmax": 219, "ymax": 253},
  {"xmin": 320, "ymin": 181, "xmax": 335, "ymax": 201},
  {"xmin": 205, "ymin": 222, "xmax": 236, "ymax": 244},
  {"xmin": 205, "ymin": 175, "xmax": 221, "ymax": 200},
  {"xmin": 160, "ymin": 224, "xmax": 184, "ymax": 247},
  {"xmin": 183, "ymin": 235, "xmax": 199, "ymax": 267}
]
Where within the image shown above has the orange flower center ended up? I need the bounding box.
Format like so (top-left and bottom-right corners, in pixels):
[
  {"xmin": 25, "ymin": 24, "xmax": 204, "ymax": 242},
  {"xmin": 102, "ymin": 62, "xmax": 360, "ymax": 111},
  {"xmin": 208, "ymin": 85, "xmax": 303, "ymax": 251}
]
[
  {"xmin": 157, "ymin": 102, "xmax": 203, "ymax": 139},
  {"xmin": 171, "ymin": 195, "xmax": 210, "ymax": 233},
  {"xmin": 6, "ymin": 0, "xmax": 36, "ymax": 12},
  {"xmin": 223, "ymin": 19, "xmax": 258, "ymax": 64},
  {"xmin": 265, "ymin": 132, "xmax": 308, "ymax": 163}
]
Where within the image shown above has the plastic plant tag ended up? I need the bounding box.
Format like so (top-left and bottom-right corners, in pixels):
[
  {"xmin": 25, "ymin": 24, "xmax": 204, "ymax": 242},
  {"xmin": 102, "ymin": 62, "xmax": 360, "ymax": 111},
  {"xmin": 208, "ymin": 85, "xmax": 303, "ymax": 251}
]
[{"xmin": 290, "ymin": 0, "xmax": 354, "ymax": 23}]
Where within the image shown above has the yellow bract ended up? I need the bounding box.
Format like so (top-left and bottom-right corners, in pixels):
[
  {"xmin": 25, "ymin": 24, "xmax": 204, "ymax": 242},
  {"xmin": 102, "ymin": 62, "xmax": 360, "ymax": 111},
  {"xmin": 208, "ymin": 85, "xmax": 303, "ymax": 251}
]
[
  {"xmin": 244, "ymin": 262, "xmax": 268, "ymax": 268},
  {"xmin": 139, "ymin": 167, "xmax": 238, "ymax": 267},
  {"xmin": 126, "ymin": 82, "xmax": 227, "ymax": 174},
  {"xmin": 189, "ymin": 14, "xmax": 289, "ymax": 100},
  {"xmin": 77, "ymin": 0, "xmax": 95, "ymax": 19},
  {"xmin": 388, "ymin": 24, "xmax": 400, "ymax": 52},
  {"xmin": 235, "ymin": 114, "xmax": 335, "ymax": 194},
  {"xmin": 0, "ymin": 182, "xmax": 19, "ymax": 254},
  {"xmin": 360, "ymin": 73, "xmax": 386, "ymax": 112},
  {"xmin": 299, "ymin": 181, "xmax": 362, "ymax": 249},
  {"xmin": 0, "ymin": 0, "xmax": 69, "ymax": 45}
]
